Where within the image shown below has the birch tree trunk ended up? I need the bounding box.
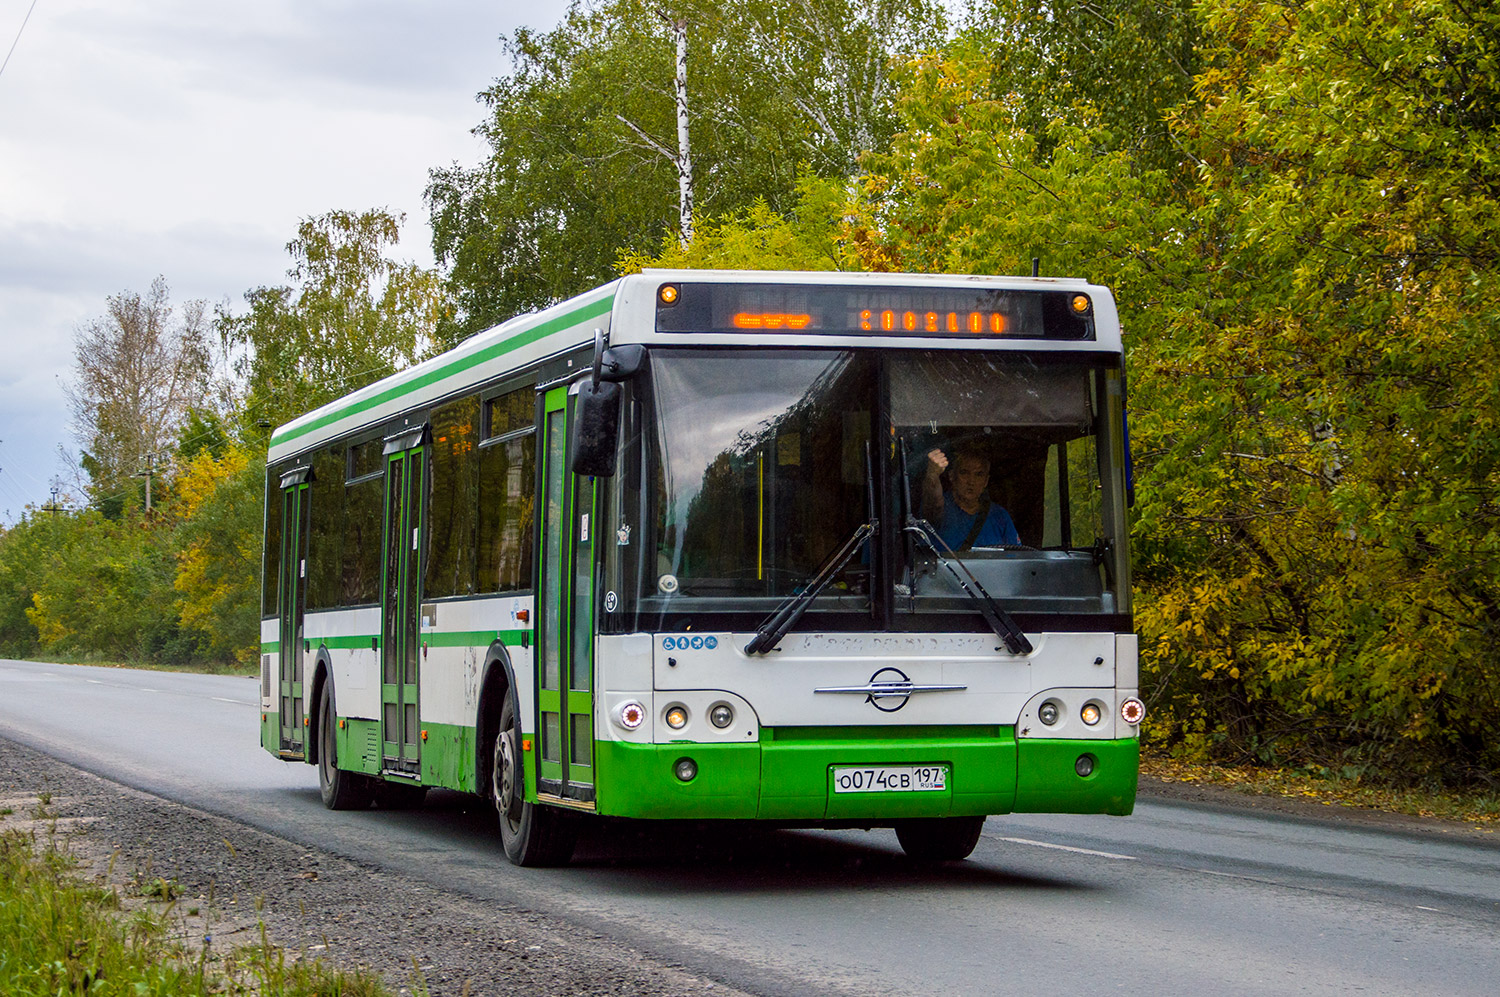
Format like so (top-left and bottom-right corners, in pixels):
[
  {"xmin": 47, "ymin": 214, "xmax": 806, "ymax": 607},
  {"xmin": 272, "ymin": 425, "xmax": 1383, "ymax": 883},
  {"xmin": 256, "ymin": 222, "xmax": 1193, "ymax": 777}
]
[{"xmin": 673, "ymin": 17, "xmax": 694, "ymax": 245}]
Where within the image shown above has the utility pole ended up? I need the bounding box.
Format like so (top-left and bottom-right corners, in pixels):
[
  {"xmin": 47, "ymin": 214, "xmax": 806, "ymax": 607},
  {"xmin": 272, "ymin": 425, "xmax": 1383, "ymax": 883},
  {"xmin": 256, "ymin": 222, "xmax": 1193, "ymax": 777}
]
[
  {"xmin": 41, "ymin": 486, "xmax": 63, "ymax": 515},
  {"xmin": 134, "ymin": 452, "xmax": 160, "ymax": 514}
]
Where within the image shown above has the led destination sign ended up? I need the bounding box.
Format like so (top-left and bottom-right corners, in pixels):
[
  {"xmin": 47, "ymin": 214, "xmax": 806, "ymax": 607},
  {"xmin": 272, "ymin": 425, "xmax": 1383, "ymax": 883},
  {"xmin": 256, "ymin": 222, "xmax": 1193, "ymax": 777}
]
[{"xmin": 654, "ymin": 282, "xmax": 1096, "ymax": 341}]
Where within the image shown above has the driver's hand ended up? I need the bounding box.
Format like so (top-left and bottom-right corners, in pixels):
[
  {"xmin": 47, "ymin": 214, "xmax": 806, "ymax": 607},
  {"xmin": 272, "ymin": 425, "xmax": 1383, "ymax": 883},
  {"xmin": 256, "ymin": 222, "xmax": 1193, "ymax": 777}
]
[{"xmin": 926, "ymin": 448, "xmax": 949, "ymax": 476}]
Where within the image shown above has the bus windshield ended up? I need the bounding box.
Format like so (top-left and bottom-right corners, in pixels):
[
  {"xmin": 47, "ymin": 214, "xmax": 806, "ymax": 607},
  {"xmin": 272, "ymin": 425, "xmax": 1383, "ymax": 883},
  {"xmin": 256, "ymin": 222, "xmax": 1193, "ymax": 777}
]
[
  {"xmin": 646, "ymin": 349, "xmax": 874, "ymax": 612},
  {"xmin": 613, "ymin": 347, "xmax": 1126, "ymax": 628},
  {"xmin": 891, "ymin": 352, "xmax": 1127, "ymax": 618}
]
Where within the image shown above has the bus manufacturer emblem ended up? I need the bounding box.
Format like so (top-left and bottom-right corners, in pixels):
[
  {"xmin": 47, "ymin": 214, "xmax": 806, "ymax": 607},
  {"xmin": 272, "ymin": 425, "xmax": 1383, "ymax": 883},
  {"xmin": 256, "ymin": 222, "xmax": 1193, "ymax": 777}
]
[
  {"xmin": 864, "ymin": 667, "xmax": 913, "ymax": 712},
  {"xmin": 813, "ymin": 670, "xmax": 967, "ymax": 712}
]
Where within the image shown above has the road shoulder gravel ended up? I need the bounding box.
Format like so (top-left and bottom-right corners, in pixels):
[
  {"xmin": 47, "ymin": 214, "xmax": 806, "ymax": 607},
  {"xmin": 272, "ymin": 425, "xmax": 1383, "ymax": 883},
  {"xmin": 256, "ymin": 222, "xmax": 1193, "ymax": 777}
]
[{"xmin": 0, "ymin": 735, "xmax": 749, "ymax": 997}]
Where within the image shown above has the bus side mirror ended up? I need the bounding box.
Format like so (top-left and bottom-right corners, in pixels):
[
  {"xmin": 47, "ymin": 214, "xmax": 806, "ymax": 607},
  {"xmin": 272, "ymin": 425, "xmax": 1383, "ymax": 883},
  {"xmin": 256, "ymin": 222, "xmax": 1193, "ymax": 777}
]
[
  {"xmin": 570, "ymin": 331, "xmax": 646, "ymax": 477},
  {"xmin": 570, "ymin": 379, "xmax": 621, "ymax": 477}
]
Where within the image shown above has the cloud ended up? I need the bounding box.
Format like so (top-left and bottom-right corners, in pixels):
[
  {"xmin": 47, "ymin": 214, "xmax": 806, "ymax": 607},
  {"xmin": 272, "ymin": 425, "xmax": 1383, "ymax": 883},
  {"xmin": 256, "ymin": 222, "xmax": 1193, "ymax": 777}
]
[{"xmin": 0, "ymin": 0, "xmax": 572, "ymax": 521}]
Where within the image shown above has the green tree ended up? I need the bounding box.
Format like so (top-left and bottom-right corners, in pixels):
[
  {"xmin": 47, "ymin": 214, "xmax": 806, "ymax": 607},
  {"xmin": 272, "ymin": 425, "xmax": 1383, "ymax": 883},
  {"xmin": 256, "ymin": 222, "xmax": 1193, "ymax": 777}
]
[
  {"xmin": 220, "ymin": 208, "xmax": 448, "ymax": 431},
  {"xmin": 21, "ymin": 508, "xmax": 198, "ymax": 664},
  {"xmin": 427, "ymin": 0, "xmax": 948, "ymax": 339},
  {"xmin": 174, "ymin": 446, "xmax": 263, "ymax": 666},
  {"xmin": 1134, "ymin": 0, "xmax": 1500, "ymax": 783},
  {"xmin": 962, "ymin": 0, "xmax": 1200, "ymax": 173}
]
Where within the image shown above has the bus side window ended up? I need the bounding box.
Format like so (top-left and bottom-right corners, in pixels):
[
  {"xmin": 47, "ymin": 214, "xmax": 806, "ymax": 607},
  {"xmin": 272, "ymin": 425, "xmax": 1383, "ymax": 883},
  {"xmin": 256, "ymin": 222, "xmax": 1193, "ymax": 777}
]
[
  {"xmin": 262, "ymin": 472, "xmax": 283, "ymax": 617},
  {"xmin": 342, "ymin": 439, "xmax": 383, "ymax": 606},
  {"xmin": 478, "ymin": 387, "xmax": 537, "ymax": 594},
  {"xmin": 427, "ymin": 396, "xmax": 481, "ymax": 598},
  {"xmin": 307, "ymin": 446, "xmax": 344, "ymax": 610}
]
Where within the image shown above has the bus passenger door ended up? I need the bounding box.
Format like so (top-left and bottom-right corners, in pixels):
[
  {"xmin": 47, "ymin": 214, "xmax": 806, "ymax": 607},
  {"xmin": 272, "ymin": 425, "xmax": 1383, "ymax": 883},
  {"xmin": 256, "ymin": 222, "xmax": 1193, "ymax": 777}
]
[
  {"xmin": 277, "ymin": 469, "xmax": 311, "ymax": 758},
  {"xmin": 380, "ymin": 437, "xmax": 426, "ymax": 778},
  {"xmin": 536, "ymin": 386, "xmax": 596, "ymax": 804}
]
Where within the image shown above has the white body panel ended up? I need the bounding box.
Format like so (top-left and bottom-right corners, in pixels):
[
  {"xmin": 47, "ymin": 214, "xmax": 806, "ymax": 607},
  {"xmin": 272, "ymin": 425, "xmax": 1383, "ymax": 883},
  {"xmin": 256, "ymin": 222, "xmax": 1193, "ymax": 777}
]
[
  {"xmin": 595, "ymin": 630, "xmax": 1136, "ymax": 746},
  {"xmin": 303, "ymin": 607, "xmax": 382, "ymax": 720}
]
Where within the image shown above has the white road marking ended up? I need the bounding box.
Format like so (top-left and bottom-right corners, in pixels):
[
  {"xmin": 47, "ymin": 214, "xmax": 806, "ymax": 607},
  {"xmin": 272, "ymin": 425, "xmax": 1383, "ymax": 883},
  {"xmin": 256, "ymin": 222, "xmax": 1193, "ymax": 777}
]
[
  {"xmin": 211, "ymin": 697, "xmax": 252, "ymax": 705},
  {"xmin": 995, "ymin": 836, "xmax": 1138, "ymax": 861}
]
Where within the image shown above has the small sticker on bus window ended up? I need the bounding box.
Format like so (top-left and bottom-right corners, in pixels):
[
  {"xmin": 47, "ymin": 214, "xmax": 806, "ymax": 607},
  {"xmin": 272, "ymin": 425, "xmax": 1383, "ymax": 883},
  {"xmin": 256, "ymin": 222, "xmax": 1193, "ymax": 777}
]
[
  {"xmin": 604, "ymin": 591, "xmax": 618, "ymax": 613},
  {"xmin": 580, "ymin": 514, "xmax": 590, "ymax": 542}
]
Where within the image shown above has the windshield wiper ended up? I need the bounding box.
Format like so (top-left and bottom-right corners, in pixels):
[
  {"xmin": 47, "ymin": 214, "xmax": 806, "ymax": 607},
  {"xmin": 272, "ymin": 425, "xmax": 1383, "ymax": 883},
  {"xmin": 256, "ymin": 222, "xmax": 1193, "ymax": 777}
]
[
  {"xmin": 905, "ymin": 518, "xmax": 1034, "ymax": 655},
  {"xmin": 744, "ymin": 521, "xmax": 873, "ymax": 655},
  {"xmin": 896, "ymin": 439, "xmax": 1032, "ymax": 655},
  {"xmin": 746, "ymin": 444, "xmax": 878, "ymax": 656}
]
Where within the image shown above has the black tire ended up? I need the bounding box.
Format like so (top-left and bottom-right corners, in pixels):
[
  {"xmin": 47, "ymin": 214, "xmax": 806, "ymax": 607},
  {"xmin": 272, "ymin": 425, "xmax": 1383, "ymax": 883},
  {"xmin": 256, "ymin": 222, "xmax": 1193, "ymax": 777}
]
[
  {"xmin": 493, "ymin": 690, "xmax": 577, "ymax": 866},
  {"xmin": 894, "ymin": 816, "xmax": 985, "ymax": 861},
  {"xmin": 371, "ymin": 779, "xmax": 428, "ymax": 809},
  {"xmin": 317, "ymin": 681, "xmax": 373, "ymax": 811}
]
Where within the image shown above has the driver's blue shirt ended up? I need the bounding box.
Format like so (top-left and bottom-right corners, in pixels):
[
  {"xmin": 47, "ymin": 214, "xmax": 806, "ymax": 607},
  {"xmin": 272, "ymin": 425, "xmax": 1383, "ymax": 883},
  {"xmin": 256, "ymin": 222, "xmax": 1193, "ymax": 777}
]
[{"xmin": 938, "ymin": 492, "xmax": 1019, "ymax": 548}]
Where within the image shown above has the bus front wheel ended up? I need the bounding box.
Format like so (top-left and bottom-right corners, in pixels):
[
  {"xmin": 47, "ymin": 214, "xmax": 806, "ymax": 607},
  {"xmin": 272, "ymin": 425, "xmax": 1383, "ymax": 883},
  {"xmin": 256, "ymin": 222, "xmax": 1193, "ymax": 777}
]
[
  {"xmin": 317, "ymin": 681, "xmax": 373, "ymax": 811},
  {"xmin": 894, "ymin": 816, "xmax": 985, "ymax": 861},
  {"xmin": 492, "ymin": 691, "xmax": 577, "ymax": 866}
]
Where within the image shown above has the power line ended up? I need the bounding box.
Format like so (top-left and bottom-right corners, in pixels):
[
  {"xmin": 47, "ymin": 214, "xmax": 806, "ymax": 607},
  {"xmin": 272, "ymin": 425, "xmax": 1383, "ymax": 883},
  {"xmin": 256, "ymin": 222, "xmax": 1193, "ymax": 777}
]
[{"xmin": 0, "ymin": 0, "xmax": 39, "ymax": 80}]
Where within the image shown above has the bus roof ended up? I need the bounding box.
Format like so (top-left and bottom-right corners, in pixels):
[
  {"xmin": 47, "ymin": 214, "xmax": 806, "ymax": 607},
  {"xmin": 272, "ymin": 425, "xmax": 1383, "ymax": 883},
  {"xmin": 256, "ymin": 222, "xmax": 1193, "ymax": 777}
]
[{"xmin": 268, "ymin": 269, "xmax": 1120, "ymax": 464}]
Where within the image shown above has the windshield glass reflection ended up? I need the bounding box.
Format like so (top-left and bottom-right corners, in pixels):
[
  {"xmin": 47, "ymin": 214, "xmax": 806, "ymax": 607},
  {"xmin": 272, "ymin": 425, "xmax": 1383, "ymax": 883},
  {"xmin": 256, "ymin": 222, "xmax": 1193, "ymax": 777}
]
[
  {"xmin": 892, "ymin": 352, "xmax": 1124, "ymax": 615},
  {"xmin": 649, "ymin": 350, "xmax": 874, "ymax": 608}
]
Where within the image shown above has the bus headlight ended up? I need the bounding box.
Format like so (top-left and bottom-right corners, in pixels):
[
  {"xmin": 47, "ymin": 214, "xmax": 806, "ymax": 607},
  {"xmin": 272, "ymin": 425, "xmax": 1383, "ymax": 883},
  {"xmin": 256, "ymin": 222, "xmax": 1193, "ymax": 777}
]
[
  {"xmin": 664, "ymin": 705, "xmax": 689, "ymax": 730},
  {"xmin": 1038, "ymin": 701, "xmax": 1061, "ymax": 726},
  {"xmin": 709, "ymin": 703, "xmax": 734, "ymax": 729},
  {"xmin": 1080, "ymin": 703, "xmax": 1102, "ymax": 726},
  {"xmin": 674, "ymin": 757, "xmax": 697, "ymax": 781},
  {"xmin": 613, "ymin": 701, "xmax": 646, "ymax": 730},
  {"xmin": 1120, "ymin": 698, "xmax": 1145, "ymax": 725}
]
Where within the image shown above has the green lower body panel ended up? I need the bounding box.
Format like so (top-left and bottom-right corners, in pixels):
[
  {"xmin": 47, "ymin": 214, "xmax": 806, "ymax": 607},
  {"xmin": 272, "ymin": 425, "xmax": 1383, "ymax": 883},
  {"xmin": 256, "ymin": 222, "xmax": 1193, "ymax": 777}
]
[
  {"xmin": 593, "ymin": 733, "xmax": 1139, "ymax": 821},
  {"xmin": 594, "ymin": 741, "xmax": 762, "ymax": 818},
  {"xmin": 341, "ymin": 718, "xmax": 384, "ymax": 776},
  {"xmin": 1014, "ymin": 738, "xmax": 1139, "ymax": 816},
  {"xmin": 420, "ymin": 721, "xmax": 477, "ymax": 793},
  {"xmin": 591, "ymin": 728, "xmax": 1140, "ymax": 821},
  {"xmin": 762, "ymin": 734, "xmax": 1017, "ymax": 820}
]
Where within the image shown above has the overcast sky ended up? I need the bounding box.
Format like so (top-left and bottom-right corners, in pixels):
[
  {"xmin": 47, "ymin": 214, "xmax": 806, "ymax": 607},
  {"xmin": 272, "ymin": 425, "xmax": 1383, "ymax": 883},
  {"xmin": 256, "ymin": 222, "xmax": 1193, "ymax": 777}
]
[{"xmin": 0, "ymin": 0, "xmax": 571, "ymax": 522}]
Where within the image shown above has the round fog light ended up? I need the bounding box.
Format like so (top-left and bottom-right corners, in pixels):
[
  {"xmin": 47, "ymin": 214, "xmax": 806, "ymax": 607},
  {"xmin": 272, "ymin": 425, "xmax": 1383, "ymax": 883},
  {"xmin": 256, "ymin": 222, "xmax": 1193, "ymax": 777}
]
[
  {"xmin": 665, "ymin": 705, "xmax": 688, "ymax": 730},
  {"xmin": 674, "ymin": 757, "xmax": 698, "ymax": 782},
  {"xmin": 1038, "ymin": 701, "xmax": 1060, "ymax": 726},
  {"xmin": 1080, "ymin": 703, "xmax": 1102, "ymax": 726},
  {"xmin": 1075, "ymin": 754, "xmax": 1096, "ymax": 778},
  {"xmin": 709, "ymin": 703, "xmax": 734, "ymax": 729},
  {"xmin": 1120, "ymin": 697, "xmax": 1145, "ymax": 726}
]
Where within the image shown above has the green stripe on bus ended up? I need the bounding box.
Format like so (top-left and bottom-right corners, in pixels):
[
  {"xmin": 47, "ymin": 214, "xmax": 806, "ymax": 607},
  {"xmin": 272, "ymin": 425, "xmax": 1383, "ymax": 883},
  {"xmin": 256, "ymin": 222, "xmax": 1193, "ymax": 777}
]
[
  {"xmin": 422, "ymin": 630, "xmax": 528, "ymax": 648},
  {"xmin": 260, "ymin": 641, "xmax": 280, "ymax": 653},
  {"xmin": 299, "ymin": 630, "xmax": 529, "ymax": 650},
  {"xmin": 270, "ymin": 294, "xmax": 615, "ymax": 451}
]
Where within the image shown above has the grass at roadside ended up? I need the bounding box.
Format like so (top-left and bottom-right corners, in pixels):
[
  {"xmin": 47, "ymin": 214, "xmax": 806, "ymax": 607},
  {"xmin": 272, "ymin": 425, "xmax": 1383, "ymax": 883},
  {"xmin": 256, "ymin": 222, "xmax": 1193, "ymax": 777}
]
[
  {"xmin": 1141, "ymin": 753, "xmax": 1500, "ymax": 830},
  {"xmin": 23, "ymin": 654, "xmax": 257, "ymax": 678},
  {"xmin": 0, "ymin": 819, "xmax": 390, "ymax": 996}
]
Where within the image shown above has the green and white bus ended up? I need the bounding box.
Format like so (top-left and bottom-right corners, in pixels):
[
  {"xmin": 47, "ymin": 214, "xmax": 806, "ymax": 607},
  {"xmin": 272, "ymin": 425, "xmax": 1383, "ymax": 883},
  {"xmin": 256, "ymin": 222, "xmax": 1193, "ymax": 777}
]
[{"xmin": 261, "ymin": 269, "xmax": 1142, "ymax": 865}]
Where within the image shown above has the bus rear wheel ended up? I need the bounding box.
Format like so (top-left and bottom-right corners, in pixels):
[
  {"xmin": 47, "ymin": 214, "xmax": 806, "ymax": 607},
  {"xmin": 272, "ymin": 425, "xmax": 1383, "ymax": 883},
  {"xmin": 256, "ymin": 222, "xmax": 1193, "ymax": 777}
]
[
  {"xmin": 894, "ymin": 816, "xmax": 985, "ymax": 861},
  {"xmin": 492, "ymin": 691, "xmax": 577, "ymax": 867},
  {"xmin": 317, "ymin": 681, "xmax": 373, "ymax": 810}
]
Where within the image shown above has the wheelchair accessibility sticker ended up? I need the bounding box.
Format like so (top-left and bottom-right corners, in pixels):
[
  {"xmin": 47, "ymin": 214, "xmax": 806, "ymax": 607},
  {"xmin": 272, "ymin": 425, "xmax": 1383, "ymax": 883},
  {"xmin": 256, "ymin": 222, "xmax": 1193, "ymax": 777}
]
[{"xmin": 662, "ymin": 635, "xmax": 718, "ymax": 651}]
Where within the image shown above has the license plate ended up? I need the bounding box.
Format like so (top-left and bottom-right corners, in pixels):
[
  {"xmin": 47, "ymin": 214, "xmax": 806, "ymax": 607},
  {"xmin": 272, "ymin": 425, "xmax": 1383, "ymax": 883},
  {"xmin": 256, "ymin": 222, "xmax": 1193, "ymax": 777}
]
[{"xmin": 832, "ymin": 765, "xmax": 947, "ymax": 793}]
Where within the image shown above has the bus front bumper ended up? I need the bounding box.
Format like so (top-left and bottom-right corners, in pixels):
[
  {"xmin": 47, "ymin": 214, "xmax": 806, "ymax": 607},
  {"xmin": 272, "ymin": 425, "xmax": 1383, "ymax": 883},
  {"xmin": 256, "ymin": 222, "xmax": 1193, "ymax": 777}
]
[{"xmin": 591, "ymin": 733, "xmax": 1138, "ymax": 821}]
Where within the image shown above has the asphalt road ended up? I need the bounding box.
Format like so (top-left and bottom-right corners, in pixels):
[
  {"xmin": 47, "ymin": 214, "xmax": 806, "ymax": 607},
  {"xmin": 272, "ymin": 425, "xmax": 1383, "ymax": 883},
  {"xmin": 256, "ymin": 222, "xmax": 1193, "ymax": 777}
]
[{"xmin": 3, "ymin": 657, "xmax": 1498, "ymax": 995}]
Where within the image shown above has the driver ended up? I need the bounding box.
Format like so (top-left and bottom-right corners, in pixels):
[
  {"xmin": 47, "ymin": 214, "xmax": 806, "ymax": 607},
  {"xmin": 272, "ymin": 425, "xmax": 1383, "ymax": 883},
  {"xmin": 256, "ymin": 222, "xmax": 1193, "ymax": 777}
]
[{"xmin": 921, "ymin": 447, "xmax": 1019, "ymax": 550}]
